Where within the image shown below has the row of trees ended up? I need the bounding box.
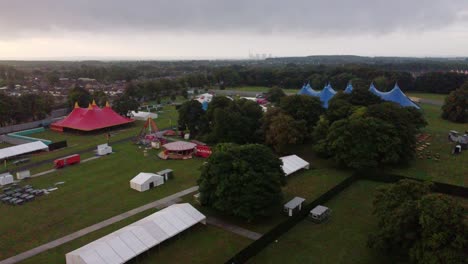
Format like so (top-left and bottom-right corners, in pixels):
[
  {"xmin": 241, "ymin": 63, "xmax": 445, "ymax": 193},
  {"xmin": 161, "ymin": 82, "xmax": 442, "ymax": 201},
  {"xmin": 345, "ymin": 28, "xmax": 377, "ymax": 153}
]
[
  {"xmin": 180, "ymin": 88, "xmax": 426, "ymax": 170},
  {"xmin": 0, "ymin": 93, "xmax": 55, "ymax": 126},
  {"xmin": 442, "ymin": 82, "xmax": 468, "ymax": 123},
  {"xmin": 369, "ymin": 180, "xmax": 467, "ymax": 264},
  {"xmin": 313, "ymin": 89, "xmax": 426, "ymax": 169},
  {"xmin": 3, "ymin": 61, "xmax": 468, "ymax": 94},
  {"xmin": 178, "ymin": 97, "xmax": 263, "ymax": 144}
]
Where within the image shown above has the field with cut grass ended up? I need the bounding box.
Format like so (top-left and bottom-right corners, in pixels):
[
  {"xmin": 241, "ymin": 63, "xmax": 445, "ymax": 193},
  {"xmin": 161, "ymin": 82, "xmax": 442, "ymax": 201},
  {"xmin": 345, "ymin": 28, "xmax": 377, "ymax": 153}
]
[
  {"xmin": 0, "ymin": 141, "xmax": 204, "ymax": 260},
  {"xmin": 184, "ymin": 166, "xmax": 350, "ymax": 234},
  {"xmin": 252, "ymin": 180, "xmax": 388, "ymax": 264},
  {"xmin": 227, "ymin": 86, "xmax": 298, "ymax": 94},
  {"xmin": 406, "ymin": 92, "xmax": 447, "ymax": 102},
  {"xmin": 1, "ymin": 105, "xmax": 178, "ymax": 172},
  {"xmin": 392, "ymin": 103, "xmax": 468, "ymax": 186},
  {"xmin": 19, "ymin": 210, "xmax": 250, "ymax": 264}
]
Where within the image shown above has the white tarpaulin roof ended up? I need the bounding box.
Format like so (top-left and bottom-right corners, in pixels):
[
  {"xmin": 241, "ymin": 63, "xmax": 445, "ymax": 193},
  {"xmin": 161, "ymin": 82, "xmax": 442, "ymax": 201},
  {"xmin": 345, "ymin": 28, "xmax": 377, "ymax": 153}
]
[
  {"xmin": 130, "ymin": 111, "xmax": 158, "ymax": 120},
  {"xmin": 130, "ymin": 173, "xmax": 163, "ymax": 185},
  {"xmin": 66, "ymin": 203, "xmax": 206, "ymax": 264},
  {"xmin": 280, "ymin": 155, "xmax": 310, "ymax": 176},
  {"xmin": 0, "ymin": 141, "xmax": 48, "ymax": 160}
]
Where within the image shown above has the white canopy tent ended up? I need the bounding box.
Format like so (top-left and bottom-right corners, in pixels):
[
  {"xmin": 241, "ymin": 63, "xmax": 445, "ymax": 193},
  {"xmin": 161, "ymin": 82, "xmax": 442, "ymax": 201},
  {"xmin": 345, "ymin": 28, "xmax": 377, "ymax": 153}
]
[
  {"xmin": 0, "ymin": 141, "xmax": 48, "ymax": 160},
  {"xmin": 66, "ymin": 203, "xmax": 206, "ymax": 264},
  {"xmin": 130, "ymin": 111, "xmax": 158, "ymax": 121},
  {"xmin": 130, "ymin": 173, "xmax": 164, "ymax": 192},
  {"xmin": 280, "ymin": 155, "xmax": 310, "ymax": 176}
]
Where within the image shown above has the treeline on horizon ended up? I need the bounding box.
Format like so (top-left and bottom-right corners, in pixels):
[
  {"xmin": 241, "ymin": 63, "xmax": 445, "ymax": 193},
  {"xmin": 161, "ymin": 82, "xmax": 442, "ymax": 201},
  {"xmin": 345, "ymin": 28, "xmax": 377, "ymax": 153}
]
[{"xmin": 2, "ymin": 59, "xmax": 468, "ymax": 95}]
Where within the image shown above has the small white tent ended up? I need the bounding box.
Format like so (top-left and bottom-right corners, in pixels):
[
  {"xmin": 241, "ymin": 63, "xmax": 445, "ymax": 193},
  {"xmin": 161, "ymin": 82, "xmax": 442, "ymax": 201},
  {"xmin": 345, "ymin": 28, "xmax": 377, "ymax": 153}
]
[
  {"xmin": 280, "ymin": 155, "xmax": 310, "ymax": 176},
  {"xmin": 130, "ymin": 111, "xmax": 158, "ymax": 121},
  {"xmin": 130, "ymin": 172, "xmax": 164, "ymax": 192}
]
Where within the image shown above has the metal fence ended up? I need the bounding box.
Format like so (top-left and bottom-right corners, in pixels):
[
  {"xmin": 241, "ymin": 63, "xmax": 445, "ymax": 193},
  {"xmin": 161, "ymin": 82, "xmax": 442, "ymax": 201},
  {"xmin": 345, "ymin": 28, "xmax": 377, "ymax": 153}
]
[
  {"xmin": 226, "ymin": 175, "xmax": 358, "ymax": 264},
  {"xmin": 0, "ymin": 108, "xmax": 68, "ymax": 134}
]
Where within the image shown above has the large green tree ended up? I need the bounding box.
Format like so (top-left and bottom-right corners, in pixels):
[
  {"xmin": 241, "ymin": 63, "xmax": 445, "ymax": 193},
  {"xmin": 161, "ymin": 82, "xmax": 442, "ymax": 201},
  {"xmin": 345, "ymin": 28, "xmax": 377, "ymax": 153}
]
[
  {"xmin": 112, "ymin": 95, "xmax": 139, "ymax": 115},
  {"xmin": 441, "ymin": 84, "xmax": 468, "ymax": 123},
  {"xmin": 265, "ymin": 87, "xmax": 286, "ymax": 105},
  {"xmin": 280, "ymin": 95, "xmax": 324, "ymax": 134},
  {"xmin": 369, "ymin": 180, "xmax": 432, "ymax": 259},
  {"xmin": 177, "ymin": 100, "xmax": 207, "ymax": 136},
  {"xmin": 68, "ymin": 86, "xmax": 92, "ymax": 108},
  {"xmin": 263, "ymin": 108, "xmax": 307, "ymax": 153},
  {"xmin": 326, "ymin": 113, "xmax": 401, "ymax": 169},
  {"xmin": 410, "ymin": 194, "xmax": 468, "ymax": 264},
  {"xmin": 198, "ymin": 144, "xmax": 285, "ymax": 221},
  {"xmin": 204, "ymin": 98, "xmax": 262, "ymax": 144},
  {"xmin": 369, "ymin": 180, "xmax": 467, "ymax": 264},
  {"xmin": 92, "ymin": 90, "xmax": 109, "ymax": 107}
]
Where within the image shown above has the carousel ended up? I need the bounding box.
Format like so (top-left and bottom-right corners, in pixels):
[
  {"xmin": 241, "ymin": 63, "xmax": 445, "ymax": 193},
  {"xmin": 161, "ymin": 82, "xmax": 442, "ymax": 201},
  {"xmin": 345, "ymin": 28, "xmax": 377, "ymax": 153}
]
[{"xmin": 158, "ymin": 141, "xmax": 197, "ymax": 160}]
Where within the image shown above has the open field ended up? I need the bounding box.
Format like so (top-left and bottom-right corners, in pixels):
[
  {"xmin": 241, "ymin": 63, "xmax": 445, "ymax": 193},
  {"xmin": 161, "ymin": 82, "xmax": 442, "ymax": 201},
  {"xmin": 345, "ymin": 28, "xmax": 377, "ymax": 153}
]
[
  {"xmin": 392, "ymin": 103, "xmax": 468, "ymax": 186},
  {"xmin": 0, "ymin": 141, "xmax": 204, "ymax": 260},
  {"xmin": 1, "ymin": 105, "xmax": 178, "ymax": 172},
  {"xmin": 19, "ymin": 211, "xmax": 250, "ymax": 264},
  {"xmin": 227, "ymin": 86, "xmax": 298, "ymax": 94},
  {"xmin": 185, "ymin": 166, "xmax": 350, "ymax": 234},
  {"xmin": 251, "ymin": 180, "xmax": 388, "ymax": 264},
  {"xmin": 0, "ymin": 142, "xmax": 12, "ymax": 148},
  {"xmin": 406, "ymin": 92, "xmax": 447, "ymax": 102}
]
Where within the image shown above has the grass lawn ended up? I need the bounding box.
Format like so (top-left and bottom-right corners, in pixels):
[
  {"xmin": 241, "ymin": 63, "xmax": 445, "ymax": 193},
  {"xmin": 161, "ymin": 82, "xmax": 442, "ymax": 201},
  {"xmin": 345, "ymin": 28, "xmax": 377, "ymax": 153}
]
[
  {"xmin": 1, "ymin": 105, "xmax": 179, "ymax": 172},
  {"xmin": 406, "ymin": 92, "xmax": 447, "ymax": 102},
  {"xmin": 19, "ymin": 209, "xmax": 250, "ymax": 264},
  {"xmin": 251, "ymin": 180, "xmax": 388, "ymax": 264},
  {"xmin": 182, "ymin": 141, "xmax": 351, "ymax": 234},
  {"xmin": 0, "ymin": 142, "xmax": 12, "ymax": 148},
  {"xmin": 0, "ymin": 141, "xmax": 204, "ymax": 260},
  {"xmin": 392, "ymin": 103, "xmax": 468, "ymax": 186},
  {"xmin": 134, "ymin": 225, "xmax": 249, "ymax": 264},
  {"xmin": 227, "ymin": 86, "xmax": 298, "ymax": 94}
]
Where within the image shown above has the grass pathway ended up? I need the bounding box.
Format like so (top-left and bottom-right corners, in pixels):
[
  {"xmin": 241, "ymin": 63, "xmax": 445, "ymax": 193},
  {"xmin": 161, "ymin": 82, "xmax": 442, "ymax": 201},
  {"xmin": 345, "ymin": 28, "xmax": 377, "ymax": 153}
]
[{"xmin": 0, "ymin": 186, "xmax": 199, "ymax": 264}]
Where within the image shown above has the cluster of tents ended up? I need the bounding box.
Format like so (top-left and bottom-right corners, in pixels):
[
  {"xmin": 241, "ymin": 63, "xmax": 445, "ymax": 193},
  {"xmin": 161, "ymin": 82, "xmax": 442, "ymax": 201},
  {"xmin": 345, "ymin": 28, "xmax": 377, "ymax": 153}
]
[{"xmin": 298, "ymin": 82, "xmax": 420, "ymax": 109}]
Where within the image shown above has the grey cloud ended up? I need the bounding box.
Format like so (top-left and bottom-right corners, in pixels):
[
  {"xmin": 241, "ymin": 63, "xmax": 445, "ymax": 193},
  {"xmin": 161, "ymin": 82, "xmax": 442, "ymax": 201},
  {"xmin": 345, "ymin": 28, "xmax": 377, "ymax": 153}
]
[{"xmin": 0, "ymin": 0, "xmax": 466, "ymax": 38}]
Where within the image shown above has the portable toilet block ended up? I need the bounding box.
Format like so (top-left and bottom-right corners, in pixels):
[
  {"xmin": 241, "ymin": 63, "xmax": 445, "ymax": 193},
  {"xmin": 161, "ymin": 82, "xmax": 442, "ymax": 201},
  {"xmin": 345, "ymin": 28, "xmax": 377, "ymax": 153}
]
[
  {"xmin": 16, "ymin": 170, "xmax": 31, "ymax": 180},
  {"xmin": 0, "ymin": 173, "xmax": 14, "ymax": 186},
  {"xmin": 97, "ymin": 144, "xmax": 112, "ymax": 156}
]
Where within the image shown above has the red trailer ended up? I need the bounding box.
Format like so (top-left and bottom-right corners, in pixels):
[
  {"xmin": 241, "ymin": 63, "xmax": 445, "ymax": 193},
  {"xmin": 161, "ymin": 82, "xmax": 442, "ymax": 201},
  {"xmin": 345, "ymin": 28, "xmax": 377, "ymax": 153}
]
[
  {"xmin": 54, "ymin": 154, "xmax": 81, "ymax": 169},
  {"xmin": 195, "ymin": 145, "xmax": 212, "ymax": 158}
]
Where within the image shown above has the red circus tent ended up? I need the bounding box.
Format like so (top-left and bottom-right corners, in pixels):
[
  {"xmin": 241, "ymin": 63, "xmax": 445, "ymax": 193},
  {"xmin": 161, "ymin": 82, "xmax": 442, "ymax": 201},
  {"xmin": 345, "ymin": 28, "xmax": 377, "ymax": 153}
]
[{"xmin": 51, "ymin": 101, "xmax": 134, "ymax": 132}]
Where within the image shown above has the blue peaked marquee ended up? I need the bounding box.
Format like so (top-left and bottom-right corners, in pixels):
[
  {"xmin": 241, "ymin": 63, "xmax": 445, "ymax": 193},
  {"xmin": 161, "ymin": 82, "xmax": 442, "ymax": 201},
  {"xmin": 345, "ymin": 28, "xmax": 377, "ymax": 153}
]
[
  {"xmin": 369, "ymin": 83, "xmax": 420, "ymax": 109},
  {"xmin": 298, "ymin": 82, "xmax": 419, "ymax": 109}
]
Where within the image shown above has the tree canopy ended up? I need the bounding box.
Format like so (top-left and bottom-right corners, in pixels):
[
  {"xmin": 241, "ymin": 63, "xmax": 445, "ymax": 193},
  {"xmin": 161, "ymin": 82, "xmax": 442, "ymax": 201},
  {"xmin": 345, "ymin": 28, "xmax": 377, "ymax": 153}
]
[
  {"xmin": 265, "ymin": 87, "xmax": 286, "ymax": 105},
  {"xmin": 177, "ymin": 100, "xmax": 207, "ymax": 136},
  {"xmin": 67, "ymin": 86, "xmax": 92, "ymax": 108},
  {"xmin": 280, "ymin": 95, "xmax": 324, "ymax": 134},
  {"xmin": 441, "ymin": 83, "xmax": 468, "ymax": 123},
  {"xmin": 262, "ymin": 108, "xmax": 307, "ymax": 153},
  {"xmin": 198, "ymin": 144, "xmax": 285, "ymax": 221},
  {"xmin": 112, "ymin": 95, "xmax": 139, "ymax": 115},
  {"xmin": 314, "ymin": 95, "xmax": 426, "ymax": 169},
  {"xmin": 368, "ymin": 180, "xmax": 467, "ymax": 264}
]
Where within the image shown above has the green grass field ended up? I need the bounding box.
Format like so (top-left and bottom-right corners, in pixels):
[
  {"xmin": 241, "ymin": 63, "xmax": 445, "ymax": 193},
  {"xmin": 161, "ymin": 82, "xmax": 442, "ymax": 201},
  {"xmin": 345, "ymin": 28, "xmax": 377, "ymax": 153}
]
[
  {"xmin": 406, "ymin": 92, "xmax": 447, "ymax": 102},
  {"xmin": 228, "ymin": 86, "xmax": 298, "ymax": 94},
  {"xmin": 19, "ymin": 210, "xmax": 250, "ymax": 264},
  {"xmin": 392, "ymin": 103, "xmax": 468, "ymax": 186},
  {"xmin": 252, "ymin": 180, "xmax": 388, "ymax": 264},
  {"xmin": 0, "ymin": 141, "xmax": 204, "ymax": 260},
  {"xmin": 185, "ymin": 167, "xmax": 350, "ymax": 234},
  {"xmin": 1, "ymin": 105, "xmax": 178, "ymax": 172}
]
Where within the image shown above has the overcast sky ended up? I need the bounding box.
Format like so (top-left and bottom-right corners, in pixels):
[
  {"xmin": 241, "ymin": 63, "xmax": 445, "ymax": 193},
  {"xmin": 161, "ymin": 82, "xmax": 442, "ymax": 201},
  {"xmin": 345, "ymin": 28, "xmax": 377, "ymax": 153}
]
[{"xmin": 1, "ymin": 0, "xmax": 468, "ymax": 59}]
